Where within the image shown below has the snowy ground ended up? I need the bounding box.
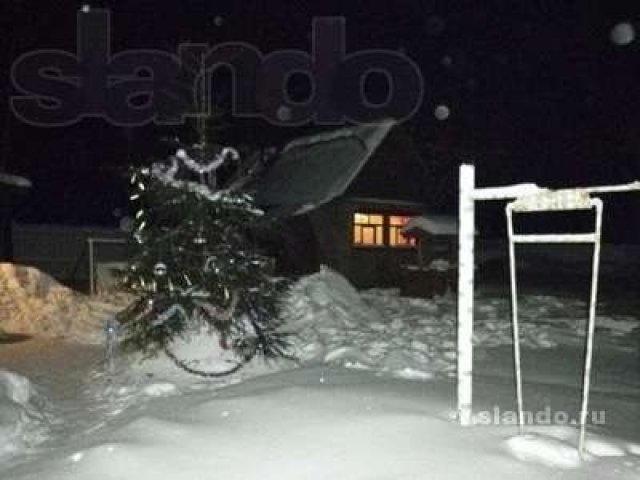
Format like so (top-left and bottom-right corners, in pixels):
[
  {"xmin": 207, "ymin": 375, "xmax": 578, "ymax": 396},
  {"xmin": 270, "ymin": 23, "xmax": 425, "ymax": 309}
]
[{"xmin": 0, "ymin": 264, "xmax": 638, "ymax": 479}]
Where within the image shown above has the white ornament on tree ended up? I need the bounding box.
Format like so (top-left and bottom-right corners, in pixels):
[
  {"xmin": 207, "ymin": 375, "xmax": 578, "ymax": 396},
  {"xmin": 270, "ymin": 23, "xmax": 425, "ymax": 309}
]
[{"xmin": 153, "ymin": 262, "xmax": 168, "ymax": 276}]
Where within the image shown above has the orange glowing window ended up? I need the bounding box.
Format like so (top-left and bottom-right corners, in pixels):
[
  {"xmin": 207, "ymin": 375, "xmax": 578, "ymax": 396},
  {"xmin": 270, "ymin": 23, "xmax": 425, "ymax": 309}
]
[
  {"xmin": 353, "ymin": 213, "xmax": 384, "ymax": 246},
  {"xmin": 388, "ymin": 215, "xmax": 416, "ymax": 247},
  {"xmin": 352, "ymin": 213, "xmax": 416, "ymax": 248}
]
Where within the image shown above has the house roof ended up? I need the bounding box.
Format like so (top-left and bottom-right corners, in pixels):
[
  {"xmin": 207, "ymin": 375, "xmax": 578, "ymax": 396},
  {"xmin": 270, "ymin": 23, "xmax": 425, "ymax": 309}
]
[
  {"xmin": 401, "ymin": 215, "xmax": 458, "ymax": 236},
  {"xmin": 254, "ymin": 120, "xmax": 395, "ymax": 216}
]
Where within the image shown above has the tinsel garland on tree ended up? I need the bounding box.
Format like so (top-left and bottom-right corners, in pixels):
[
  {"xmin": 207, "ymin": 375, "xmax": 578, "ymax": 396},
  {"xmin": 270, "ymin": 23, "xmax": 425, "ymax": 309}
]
[{"xmin": 117, "ymin": 144, "xmax": 291, "ymax": 376}]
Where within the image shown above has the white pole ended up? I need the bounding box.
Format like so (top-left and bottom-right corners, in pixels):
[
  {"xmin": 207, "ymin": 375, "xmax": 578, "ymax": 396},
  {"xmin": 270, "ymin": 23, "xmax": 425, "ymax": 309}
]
[
  {"xmin": 457, "ymin": 164, "xmax": 475, "ymax": 425},
  {"xmin": 506, "ymin": 204, "xmax": 525, "ymax": 434},
  {"xmin": 578, "ymin": 199, "xmax": 603, "ymax": 455}
]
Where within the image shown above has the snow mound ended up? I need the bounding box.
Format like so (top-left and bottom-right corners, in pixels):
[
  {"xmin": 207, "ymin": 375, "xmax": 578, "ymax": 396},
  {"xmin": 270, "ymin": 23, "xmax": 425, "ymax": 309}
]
[
  {"xmin": 0, "ymin": 263, "xmax": 122, "ymax": 343},
  {"xmin": 103, "ymin": 267, "xmax": 634, "ymax": 397},
  {"xmin": 122, "ymin": 267, "xmax": 560, "ymax": 389},
  {"xmin": 281, "ymin": 268, "xmax": 556, "ymax": 380},
  {"xmin": 584, "ymin": 438, "xmax": 627, "ymax": 457},
  {"xmin": 0, "ymin": 370, "xmax": 54, "ymax": 459},
  {"xmin": 282, "ymin": 266, "xmax": 383, "ymax": 332},
  {"xmin": 505, "ymin": 430, "xmax": 634, "ymax": 469},
  {"xmin": 505, "ymin": 433, "xmax": 585, "ymax": 469}
]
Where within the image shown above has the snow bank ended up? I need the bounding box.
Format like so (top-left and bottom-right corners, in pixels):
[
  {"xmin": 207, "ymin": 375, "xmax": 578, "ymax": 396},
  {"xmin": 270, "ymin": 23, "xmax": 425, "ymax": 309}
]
[
  {"xmin": 0, "ymin": 370, "xmax": 54, "ymax": 459},
  {"xmin": 116, "ymin": 267, "xmax": 609, "ymax": 388},
  {"xmin": 4, "ymin": 262, "xmax": 636, "ymax": 387},
  {"xmin": 0, "ymin": 264, "xmax": 122, "ymax": 343},
  {"xmin": 281, "ymin": 268, "xmax": 555, "ymax": 379}
]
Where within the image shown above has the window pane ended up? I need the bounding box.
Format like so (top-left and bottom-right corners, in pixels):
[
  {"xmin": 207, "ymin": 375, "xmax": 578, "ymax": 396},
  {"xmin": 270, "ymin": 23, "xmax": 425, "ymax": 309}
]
[
  {"xmin": 354, "ymin": 213, "xmax": 369, "ymax": 224},
  {"xmin": 389, "ymin": 225, "xmax": 415, "ymax": 247},
  {"xmin": 354, "ymin": 226, "xmax": 362, "ymax": 244},
  {"xmin": 389, "ymin": 215, "xmax": 411, "ymax": 226},
  {"xmin": 353, "ymin": 213, "xmax": 385, "ymax": 246},
  {"xmin": 362, "ymin": 227, "xmax": 374, "ymax": 245},
  {"xmin": 375, "ymin": 226, "xmax": 384, "ymax": 244},
  {"xmin": 389, "ymin": 227, "xmax": 398, "ymax": 246}
]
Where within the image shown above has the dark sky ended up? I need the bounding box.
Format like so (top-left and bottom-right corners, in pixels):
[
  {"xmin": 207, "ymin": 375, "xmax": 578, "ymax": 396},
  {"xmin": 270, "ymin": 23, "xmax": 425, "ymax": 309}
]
[{"xmin": 1, "ymin": 1, "xmax": 639, "ymax": 234}]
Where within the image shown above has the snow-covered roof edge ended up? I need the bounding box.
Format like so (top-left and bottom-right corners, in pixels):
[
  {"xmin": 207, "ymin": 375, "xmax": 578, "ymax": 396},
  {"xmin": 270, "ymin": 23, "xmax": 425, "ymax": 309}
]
[
  {"xmin": 401, "ymin": 215, "xmax": 458, "ymax": 236},
  {"xmin": 282, "ymin": 119, "xmax": 396, "ymax": 155},
  {"xmin": 0, "ymin": 173, "xmax": 32, "ymax": 189}
]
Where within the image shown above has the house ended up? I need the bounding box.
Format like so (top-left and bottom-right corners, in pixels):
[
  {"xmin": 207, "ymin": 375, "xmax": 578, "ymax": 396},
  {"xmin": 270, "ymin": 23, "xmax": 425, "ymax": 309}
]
[{"xmin": 254, "ymin": 120, "xmax": 454, "ymax": 288}]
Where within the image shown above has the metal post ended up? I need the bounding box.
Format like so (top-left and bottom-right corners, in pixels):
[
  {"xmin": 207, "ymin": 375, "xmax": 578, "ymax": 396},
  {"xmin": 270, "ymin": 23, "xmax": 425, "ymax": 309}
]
[
  {"xmin": 578, "ymin": 199, "xmax": 603, "ymax": 455},
  {"xmin": 457, "ymin": 164, "xmax": 475, "ymax": 426},
  {"xmin": 87, "ymin": 237, "xmax": 127, "ymax": 296},
  {"xmin": 505, "ymin": 193, "xmax": 603, "ymax": 454},
  {"xmin": 506, "ymin": 204, "xmax": 525, "ymax": 434}
]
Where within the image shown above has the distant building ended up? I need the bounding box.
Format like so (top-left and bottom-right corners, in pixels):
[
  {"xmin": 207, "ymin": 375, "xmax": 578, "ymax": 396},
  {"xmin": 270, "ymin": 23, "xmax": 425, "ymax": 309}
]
[{"xmin": 254, "ymin": 120, "xmax": 454, "ymax": 288}]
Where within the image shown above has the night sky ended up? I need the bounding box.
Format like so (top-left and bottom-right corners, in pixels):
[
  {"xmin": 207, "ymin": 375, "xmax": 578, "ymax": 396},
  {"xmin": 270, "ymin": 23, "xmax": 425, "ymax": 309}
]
[{"xmin": 1, "ymin": 1, "xmax": 639, "ymax": 239}]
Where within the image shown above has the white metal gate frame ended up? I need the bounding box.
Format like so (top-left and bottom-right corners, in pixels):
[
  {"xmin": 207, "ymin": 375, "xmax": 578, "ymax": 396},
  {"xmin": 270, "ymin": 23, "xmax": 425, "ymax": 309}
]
[
  {"xmin": 506, "ymin": 192, "xmax": 602, "ymax": 455},
  {"xmin": 456, "ymin": 164, "xmax": 639, "ymax": 449}
]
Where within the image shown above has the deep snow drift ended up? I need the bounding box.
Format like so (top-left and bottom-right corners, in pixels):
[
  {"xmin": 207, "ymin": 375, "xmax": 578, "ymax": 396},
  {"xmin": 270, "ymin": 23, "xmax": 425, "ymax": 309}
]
[{"xmin": 0, "ymin": 264, "xmax": 123, "ymax": 343}]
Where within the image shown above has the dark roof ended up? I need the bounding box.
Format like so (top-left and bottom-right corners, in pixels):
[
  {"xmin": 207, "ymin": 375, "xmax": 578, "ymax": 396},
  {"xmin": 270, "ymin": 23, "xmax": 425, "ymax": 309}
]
[{"xmin": 254, "ymin": 120, "xmax": 395, "ymax": 216}]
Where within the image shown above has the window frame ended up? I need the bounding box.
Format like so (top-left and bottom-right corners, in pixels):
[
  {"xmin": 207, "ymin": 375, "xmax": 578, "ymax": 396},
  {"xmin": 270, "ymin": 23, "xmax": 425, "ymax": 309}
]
[
  {"xmin": 352, "ymin": 212, "xmax": 386, "ymax": 247},
  {"xmin": 351, "ymin": 211, "xmax": 417, "ymax": 249}
]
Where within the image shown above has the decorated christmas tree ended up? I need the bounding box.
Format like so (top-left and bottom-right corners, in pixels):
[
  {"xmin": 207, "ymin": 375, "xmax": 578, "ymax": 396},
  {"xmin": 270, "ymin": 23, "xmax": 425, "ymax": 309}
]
[{"xmin": 117, "ymin": 142, "xmax": 290, "ymax": 376}]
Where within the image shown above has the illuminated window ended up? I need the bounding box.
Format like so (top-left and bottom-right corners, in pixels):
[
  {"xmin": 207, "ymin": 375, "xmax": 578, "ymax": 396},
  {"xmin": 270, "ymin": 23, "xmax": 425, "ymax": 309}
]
[
  {"xmin": 353, "ymin": 213, "xmax": 384, "ymax": 246},
  {"xmin": 388, "ymin": 215, "xmax": 416, "ymax": 247},
  {"xmin": 352, "ymin": 213, "xmax": 416, "ymax": 248}
]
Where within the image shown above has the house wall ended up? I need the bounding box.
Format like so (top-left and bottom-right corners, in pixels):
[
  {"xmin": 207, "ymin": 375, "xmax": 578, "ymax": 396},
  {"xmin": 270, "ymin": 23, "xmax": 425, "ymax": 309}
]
[{"xmin": 307, "ymin": 199, "xmax": 422, "ymax": 288}]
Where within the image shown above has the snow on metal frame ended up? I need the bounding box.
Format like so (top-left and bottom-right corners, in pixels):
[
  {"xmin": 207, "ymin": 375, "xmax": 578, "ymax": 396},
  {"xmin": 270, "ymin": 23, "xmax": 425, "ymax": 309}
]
[{"xmin": 456, "ymin": 164, "xmax": 640, "ymax": 428}]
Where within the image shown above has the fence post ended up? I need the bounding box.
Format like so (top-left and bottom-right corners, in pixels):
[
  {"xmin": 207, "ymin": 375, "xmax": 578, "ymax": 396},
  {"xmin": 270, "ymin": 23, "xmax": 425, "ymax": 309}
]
[{"xmin": 88, "ymin": 238, "xmax": 95, "ymax": 295}]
